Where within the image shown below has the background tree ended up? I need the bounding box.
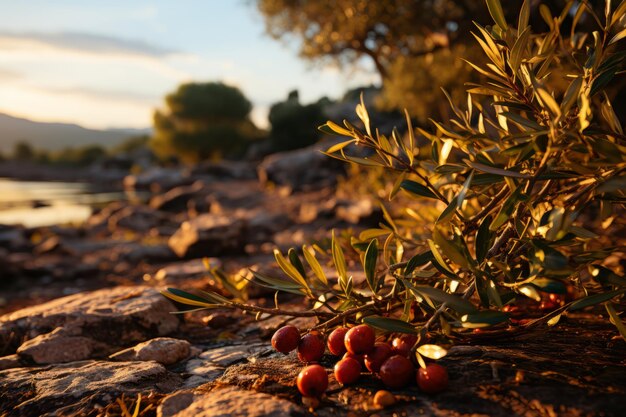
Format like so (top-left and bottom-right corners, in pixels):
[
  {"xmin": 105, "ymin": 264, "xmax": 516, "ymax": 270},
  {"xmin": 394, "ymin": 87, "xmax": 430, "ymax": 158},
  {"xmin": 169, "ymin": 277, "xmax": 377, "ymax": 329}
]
[
  {"xmin": 268, "ymin": 90, "xmax": 328, "ymax": 151},
  {"xmin": 151, "ymin": 82, "xmax": 260, "ymax": 163},
  {"xmin": 13, "ymin": 141, "xmax": 34, "ymax": 161},
  {"xmin": 256, "ymin": 0, "xmax": 615, "ymax": 122}
]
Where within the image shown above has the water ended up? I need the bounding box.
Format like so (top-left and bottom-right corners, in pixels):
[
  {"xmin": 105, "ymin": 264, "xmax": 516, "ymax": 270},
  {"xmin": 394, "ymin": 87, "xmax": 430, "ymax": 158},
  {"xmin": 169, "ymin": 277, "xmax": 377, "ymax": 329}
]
[{"xmin": 0, "ymin": 178, "xmax": 128, "ymax": 227}]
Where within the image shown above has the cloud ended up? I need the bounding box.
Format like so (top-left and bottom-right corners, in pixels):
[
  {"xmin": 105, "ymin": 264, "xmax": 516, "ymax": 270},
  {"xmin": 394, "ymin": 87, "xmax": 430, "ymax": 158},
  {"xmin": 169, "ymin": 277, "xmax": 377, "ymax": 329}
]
[
  {"xmin": 0, "ymin": 67, "xmax": 21, "ymax": 81},
  {"xmin": 0, "ymin": 31, "xmax": 178, "ymax": 58},
  {"xmin": 37, "ymin": 85, "xmax": 160, "ymax": 104}
]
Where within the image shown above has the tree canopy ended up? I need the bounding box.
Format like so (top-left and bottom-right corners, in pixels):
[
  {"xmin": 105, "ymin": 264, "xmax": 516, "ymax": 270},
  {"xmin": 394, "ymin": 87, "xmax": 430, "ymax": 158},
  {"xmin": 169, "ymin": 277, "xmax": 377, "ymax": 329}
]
[
  {"xmin": 256, "ymin": 0, "xmax": 611, "ymax": 122},
  {"xmin": 151, "ymin": 82, "xmax": 258, "ymax": 163}
]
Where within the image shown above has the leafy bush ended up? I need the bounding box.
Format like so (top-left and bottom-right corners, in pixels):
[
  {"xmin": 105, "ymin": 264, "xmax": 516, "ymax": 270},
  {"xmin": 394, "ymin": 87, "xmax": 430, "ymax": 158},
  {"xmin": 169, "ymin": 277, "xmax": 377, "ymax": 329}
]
[
  {"xmin": 268, "ymin": 90, "xmax": 327, "ymax": 152},
  {"xmin": 165, "ymin": 1, "xmax": 626, "ymax": 342},
  {"xmin": 151, "ymin": 82, "xmax": 260, "ymax": 163}
]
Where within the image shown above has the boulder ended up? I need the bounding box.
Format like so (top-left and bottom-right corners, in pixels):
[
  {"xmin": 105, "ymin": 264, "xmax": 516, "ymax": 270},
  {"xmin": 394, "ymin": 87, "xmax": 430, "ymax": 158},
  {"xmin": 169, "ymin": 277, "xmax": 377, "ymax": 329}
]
[
  {"xmin": 108, "ymin": 205, "xmax": 167, "ymax": 233},
  {"xmin": 123, "ymin": 167, "xmax": 190, "ymax": 192},
  {"xmin": 168, "ymin": 214, "xmax": 246, "ymax": 258},
  {"xmin": 257, "ymin": 140, "xmax": 345, "ymax": 192},
  {"xmin": 0, "ymin": 360, "xmax": 180, "ymax": 416},
  {"xmin": 335, "ymin": 198, "xmax": 383, "ymax": 226},
  {"xmin": 109, "ymin": 337, "xmax": 191, "ymax": 365},
  {"xmin": 189, "ymin": 160, "xmax": 257, "ymax": 181},
  {"xmin": 0, "ymin": 286, "xmax": 179, "ymax": 363},
  {"xmin": 149, "ymin": 181, "xmax": 206, "ymax": 212}
]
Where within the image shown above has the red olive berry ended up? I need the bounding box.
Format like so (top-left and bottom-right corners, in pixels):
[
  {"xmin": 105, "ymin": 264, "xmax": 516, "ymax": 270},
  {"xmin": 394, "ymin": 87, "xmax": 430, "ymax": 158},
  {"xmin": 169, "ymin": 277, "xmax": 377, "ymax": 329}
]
[
  {"xmin": 271, "ymin": 325, "xmax": 300, "ymax": 354},
  {"xmin": 327, "ymin": 327, "xmax": 349, "ymax": 356},
  {"xmin": 297, "ymin": 364, "xmax": 328, "ymax": 397},
  {"xmin": 298, "ymin": 332, "xmax": 325, "ymax": 362},
  {"xmin": 379, "ymin": 355, "xmax": 415, "ymax": 389},
  {"xmin": 334, "ymin": 357, "xmax": 361, "ymax": 385},
  {"xmin": 417, "ymin": 363, "xmax": 449, "ymax": 394},
  {"xmin": 391, "ymin": 334, "xmax": 417, "ymax": 356},
  {"xmin": 344, "ymin": 324, "xmax": 375, "ymax": 355},
  {"xmin": 539, "ymin": 300, "xmax": 558, "ymax": 311},
  {"xmin": 343, "ymin": 351, "xmax": 366, "ymax": 367},
  {"xmin": 364, "ymin": 342, "xmax": 393, "ymax": 373}
]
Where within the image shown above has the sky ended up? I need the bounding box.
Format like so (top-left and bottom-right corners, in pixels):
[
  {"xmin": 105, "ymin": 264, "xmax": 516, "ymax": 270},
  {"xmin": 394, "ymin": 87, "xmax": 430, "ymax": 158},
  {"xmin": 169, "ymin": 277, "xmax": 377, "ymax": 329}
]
[{"xmin": 0, "ymin": 0, "xmax": 378, "ymax": 130}]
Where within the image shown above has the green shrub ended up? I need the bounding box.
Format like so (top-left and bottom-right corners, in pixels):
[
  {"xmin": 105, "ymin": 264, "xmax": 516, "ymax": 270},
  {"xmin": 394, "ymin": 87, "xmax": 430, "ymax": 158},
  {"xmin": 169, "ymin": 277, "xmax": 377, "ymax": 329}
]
[
  {"xmin": 268, "ymin": 90, "xmax": 327, "ymax": 152},
  {"xmin": 151, "ymin": 82, "xmax": 260, "ymax": 163},
  {"xmin": 165, "ymin": 1, "xmax": 626, "ymax": 343}
]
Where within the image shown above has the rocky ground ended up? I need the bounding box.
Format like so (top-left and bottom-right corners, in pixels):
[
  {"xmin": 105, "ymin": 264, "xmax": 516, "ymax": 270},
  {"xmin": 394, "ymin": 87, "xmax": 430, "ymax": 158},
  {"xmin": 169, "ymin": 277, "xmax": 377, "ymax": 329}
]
[{"xmin": 0, "ymin": 144, "xmax": 625, "ymax": 417}]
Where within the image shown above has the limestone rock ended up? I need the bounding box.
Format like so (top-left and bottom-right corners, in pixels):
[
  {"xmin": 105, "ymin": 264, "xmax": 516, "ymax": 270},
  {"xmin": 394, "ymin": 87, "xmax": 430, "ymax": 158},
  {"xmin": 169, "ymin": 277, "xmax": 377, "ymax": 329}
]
[
  {"xmin": 168, "ymin": 214, "xmax": 246, "ymax": 258},
  {"xmin": 0, "ymin": 286, "xmax": 179, "ymax": 363},
  {"xmin": 257, "ymin": 140, "xmax": 345, "ymax": 192},
  {"xmin": 110, "ymin": 337, "xmax": 191, "ymax": 365},
  {"xmin": 17, "ymin": 327, "xmax": 105, "ymax": 364},
  {"xmin": 149, "ymin": 181, "xmax": 205, "ymax": 212},
  {"xmin": 0, "ymin": 360, "xmax": 180, "ymax": 416},
  {"xmin": 157, "ymin": 386, "xmax": 303, "ymax": 417},
  {"xmin": 0, "ymin": 354, "xmax": 20, "ymax": 370}
]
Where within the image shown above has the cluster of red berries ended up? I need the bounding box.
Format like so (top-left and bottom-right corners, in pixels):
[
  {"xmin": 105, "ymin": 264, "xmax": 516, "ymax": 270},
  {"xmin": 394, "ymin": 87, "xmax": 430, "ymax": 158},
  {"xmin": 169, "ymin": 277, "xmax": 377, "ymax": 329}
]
[{"xmin": 271, "ymin": 324, "xmax": 449, "ymax": 400}]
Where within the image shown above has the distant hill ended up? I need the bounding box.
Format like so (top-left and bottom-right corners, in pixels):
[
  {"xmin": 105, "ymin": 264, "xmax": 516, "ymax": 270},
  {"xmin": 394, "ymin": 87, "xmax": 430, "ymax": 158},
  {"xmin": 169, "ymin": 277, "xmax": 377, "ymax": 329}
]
[{"xmin": 0, "ymin": 113, "xmax": 151, "ymax": 152}]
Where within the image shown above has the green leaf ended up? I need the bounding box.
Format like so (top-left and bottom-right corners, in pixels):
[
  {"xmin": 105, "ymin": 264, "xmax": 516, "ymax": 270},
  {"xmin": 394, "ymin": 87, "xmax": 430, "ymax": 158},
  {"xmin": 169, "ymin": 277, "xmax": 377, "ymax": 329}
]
[
  {"xmin": 161, "ymin": 288, "xmax": 223, "ymax": 309},
  {"xmin": 486, "ymin": 0, "xmax": 508, "ymax": 31},
  {"xmin": 433, "ymin": 228, "xmax": 472, "ymax": 269},
  {"xmin": 531, "ymin": 278, "xmax": 567, "ymax": 294},
  {"xmin": 405, "ymin": 251, "xmax": 434, "ymax": 275},
  {"xmin": 609, "ymin": 28, "xmax": 626, "ymax": 45},
  {"xmin": 518, "ymin": 284, "xmax": 542, "ymax": 301},
  {"xmin": 590, "ymin": 265, "xmax": 626, "ymax": 287},
  {"xmin": 605, "ymin": 303, "xmax": 626, "ymax": 341},
  {"xmin": 210, "ymin": 269, "xmax": 245, "ymax": 300},
  {"xmin": 476, "ymin": 215, "xmax": 493, "ymax": 262},
  {"xmin": 427, "ymin": 239, "xmax": 455, "ymax": 274},
  {"xmin": 274, "ymin": 249, "xmax": 310, "ymax": 292},
  {"xmin": 302, "ymin": 245, "xmax": 328, "ymax": 286},
  {"xmin": 332, "ymin": 231, "xmax": 349, "ymax": 292},
  {"xmin": 510, "ymin": 26, "xmax": 531, "ymax": 73},
  {"xmin": 539, "ymin": 4, "xmax": 553, "ymax": 29},
  {"xmin": 412, "ymin": 285, "xmax": 478, "ymax": 315},
  {"xmin": 326, "ymin": 139, "xmax": 356, "ymax": 154},
  {"xmin": 536, "ymin": 88, "xmax": 561, "ymax": 117},
  {"xmin": 518, "ymin": 0, "xmax": 530, "ymax": 34},
  {"xmin": 416, "ymin": 344, "xmax": 448, "ymax": 360},
  {"xmin": 461, "ymin": 310, "xmax": 509, "ymax": 328},
  {"xmin": 486, "ymin": 279, "xmax": 503, "ymax": 308},
  {"xmin": 490, "ymin": 186, "xmax": 523, "ymax": 231},
  {"xmin": 435, "ymin": 164, "xmax": 466, "ymax": 174},
  {"xmin": 400, "ymin": 180, "xmax": 438, "ymax": 199},
  {"xmin": 359, "ymin": 228, "xmax": 390, "ymax": 241},
  {"xmin": 569, "ymin": 289, "xmax": 626, "ymax": 311},
  {"xmin": 561, "ymin": 77, "xmax": 582, "ymax": 114},
  {"xmin": 288, "ymin": 248, "xmax": 307, "ymax": 278},
  {"xmin": 499, "ymin": 111, "xmax": 543, "ymax": 131},
  {"xmin": 325, "ymin": 121, "xmax": 353, "ymax": 136},
  {"xmin": 437, "ymin": 196, "xmax": 459, "ymax": 223},
  {"xmin": 465, "ymin": 159, "xmax": 531, "ymax": 178},
  {"xmin": 249, "ymin": 270, "xmax": 306, "ymax": 295},
  {"xmin": 363, "ymin": 316, "xmax": 418, "ymax": 334},
  {"xmin": 364, "ymin": 239, "xmax": 379, "ymax": 293}
]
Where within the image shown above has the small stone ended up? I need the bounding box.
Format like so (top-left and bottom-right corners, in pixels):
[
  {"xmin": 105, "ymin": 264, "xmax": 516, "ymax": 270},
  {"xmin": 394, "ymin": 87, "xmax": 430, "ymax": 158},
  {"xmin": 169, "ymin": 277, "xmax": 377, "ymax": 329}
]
[
  {"xmin": 373, "ymin": 390, "xmax": 396, "ymax": 408},
  {"xmin": 301, "ymin": 396, "xmax": 320, "ymax": 410},
  {"xmin": 0, "ymin": 354, "xmax": 20, "ymax": 370},
  {"xmin": 109, "ymin": 337, "xmax": 191, "ymax": 365},
  {"xmin": 17, "ymin": 328, "xmax": 102, "ymax": 364}
]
